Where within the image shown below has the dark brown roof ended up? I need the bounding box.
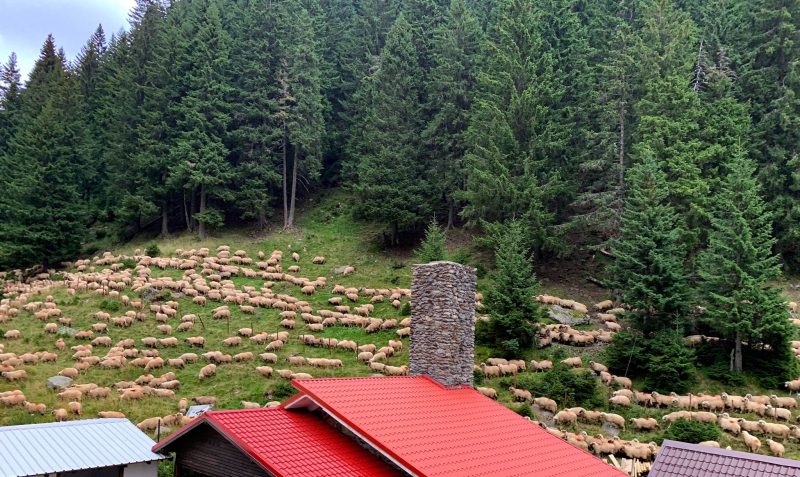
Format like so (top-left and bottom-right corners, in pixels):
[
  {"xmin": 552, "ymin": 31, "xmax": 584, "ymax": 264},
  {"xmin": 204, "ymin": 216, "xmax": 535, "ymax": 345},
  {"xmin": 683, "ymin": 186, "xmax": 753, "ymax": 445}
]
[{"xmin": 650, "ymin": 440, "xmax": 800, "ymax": 477}]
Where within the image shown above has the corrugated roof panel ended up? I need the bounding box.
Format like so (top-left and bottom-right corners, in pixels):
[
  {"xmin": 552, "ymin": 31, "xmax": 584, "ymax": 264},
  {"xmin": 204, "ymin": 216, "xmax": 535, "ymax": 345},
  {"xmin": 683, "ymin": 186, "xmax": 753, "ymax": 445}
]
[
  {"xmin": 0, "ymin": 418, "xmax": 166, "ymax": 477},
  {"xmin": 290, "ymin": 376, "xmax": 628, "ymax": 477},
  {"xmin": 651, "ymin": 440, "xmax": 800, "ymax": 477}
]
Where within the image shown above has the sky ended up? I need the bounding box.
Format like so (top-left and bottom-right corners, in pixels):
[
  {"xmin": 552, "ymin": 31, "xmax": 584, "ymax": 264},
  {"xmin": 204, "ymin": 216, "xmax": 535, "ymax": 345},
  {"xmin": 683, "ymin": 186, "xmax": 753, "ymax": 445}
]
[{"xmin": 0, "ymin": 0, "xmax": 136, "ymax": 82}]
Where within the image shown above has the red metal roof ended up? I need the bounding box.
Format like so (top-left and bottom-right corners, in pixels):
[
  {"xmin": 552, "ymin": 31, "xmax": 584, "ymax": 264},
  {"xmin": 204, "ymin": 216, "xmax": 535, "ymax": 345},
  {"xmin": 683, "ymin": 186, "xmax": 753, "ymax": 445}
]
[
  {"xmin": 288, "ymin": 376, "xmax": 627, "ymax": 477},
  {"xmin": 650, "ymin": 440, "xmax": 800, "ymax": 477},
  {"xmin": 153, "ymin": 407, "xmax": 403, "ymax": 477}
]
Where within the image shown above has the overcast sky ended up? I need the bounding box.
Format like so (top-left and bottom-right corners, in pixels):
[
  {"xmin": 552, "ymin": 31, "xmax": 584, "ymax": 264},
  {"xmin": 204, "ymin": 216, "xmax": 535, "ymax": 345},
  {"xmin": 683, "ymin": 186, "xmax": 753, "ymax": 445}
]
[{"xmin": 0, "ymin": 0, "xmax": 135, "ymax": 81}]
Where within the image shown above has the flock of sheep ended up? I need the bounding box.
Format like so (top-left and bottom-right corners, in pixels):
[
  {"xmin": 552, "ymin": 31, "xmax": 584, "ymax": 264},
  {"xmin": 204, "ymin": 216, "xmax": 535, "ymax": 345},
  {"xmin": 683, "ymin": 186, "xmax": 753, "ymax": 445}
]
[
  {"xmin": 0, "ymin": 246, "xmax": 418, "ymax": 433},
  {"xmin": 3, "ymin": 246, "xmax": 800, "ymax": 463}
]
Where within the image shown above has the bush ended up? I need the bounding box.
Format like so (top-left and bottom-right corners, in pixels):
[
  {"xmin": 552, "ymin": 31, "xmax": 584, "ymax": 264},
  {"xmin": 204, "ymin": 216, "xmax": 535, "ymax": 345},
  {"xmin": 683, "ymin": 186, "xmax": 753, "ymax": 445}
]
[
  {"xmin": 121, "ymin": 258, "xmax": 137, "ymax": 269},
  {"xmin": 523, "ymin": 364, "xmax": 603, "ymax": 408},
  {"xmin": 268, "ymin": 382, "xmax": 297, "ymax": 400},
  {"xmin": 499, "ymin": 338, "xmax": 520, "ymax": 358},
  {"xmin": 663, "ymin": 418, "xmax": 720, "ymax": 444},
  {"xmin": 605, "ymin": 331, "xmax": 695, "ymax": 393},
  {"xmin": 511, "ymin": 403, "xmax": 534, "ymax": 419},
  {"xmin": 473, "ymin": 368, "xmax": 485, "ymax": 386},
  {"xmin": 50, "ymin": 273, "xmax": 64, "ymax": 281},
  {"xmin": 100, "ymin": 300, "xmax": 120, "ymax": 312},
  {"xmin": 145, "ymin": 243, "xmax": 161, "ymax": 257},
  {"xmin": 400, "ymin": 302, "xmax": 411, "ymax": 316}
]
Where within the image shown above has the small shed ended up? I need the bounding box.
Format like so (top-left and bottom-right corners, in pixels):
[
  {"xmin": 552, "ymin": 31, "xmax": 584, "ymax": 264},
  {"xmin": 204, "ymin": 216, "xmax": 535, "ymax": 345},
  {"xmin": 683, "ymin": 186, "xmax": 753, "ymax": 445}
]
[{"xmin": 0, "ymin": 418, "xmax": 167, "ymax": 477}]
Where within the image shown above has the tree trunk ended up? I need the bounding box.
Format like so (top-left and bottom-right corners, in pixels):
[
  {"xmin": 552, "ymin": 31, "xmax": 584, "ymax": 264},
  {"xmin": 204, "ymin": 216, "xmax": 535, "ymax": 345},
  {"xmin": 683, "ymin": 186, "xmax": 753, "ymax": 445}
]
[
  {"xmin": 257, "ymin": 207, "xmax": 267, "ymax": 229},
  {"xmin": 183, "ymin": 191, "xmax": 192, "ymax": 232},
  {"xmin": 282, "ymin": 135, "xmax": 288, "ymax": 228},
  {"xmin": 288, "ymin": 147, "xmax": 299, "ymax": 228},
  {"xmin": 447, "ymin": 197, "xmax": 455, "ymax": 230},
  {"xmin": 391, "ymin": 221, "xmax": 398, "ymax": 246},
  {"xmin": 198, "ymin": 183, "xmax": 206, "ymax": 241},
  {"xmin": 160, "ymin": 202, "xmax": 169, "ymax": 237},
  {"xmin": 733, "ymin": 331, "xmax": 743, "ymax": 373},
  {"xmin": 189, "ymin": 188, "xmax": 197, "ymax": 232}
]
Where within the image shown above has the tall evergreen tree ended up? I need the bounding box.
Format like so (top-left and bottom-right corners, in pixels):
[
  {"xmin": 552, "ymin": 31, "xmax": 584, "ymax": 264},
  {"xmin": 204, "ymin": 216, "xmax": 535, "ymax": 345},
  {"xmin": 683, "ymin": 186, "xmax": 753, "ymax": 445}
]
[
  {"xmin": 462, "ymin": 0, "xmax": 566, "ymax": 255},
  {"xmin": 0, "ymin": 37, "xmax": 85, "ymax": 267},
  {"xmin": 698, "ymin": 149, "xmax": 791, "ymax": 373},
  {"xmin": 352, "ymin": 13, "xmax": 431, "ymax": 243},
  {"xmin": 170, "ymin": 0, "xmax": 233, "ymax": 239},
  {"xmin": 423, "ymin": 0, "xmax": 483, "ymax": 228},
  {"xmin": 608, "ymin": 153, "xmax": 689, "ymax": 332},
  {"xmin": 0, "ymin": 53, "xmax": 22, "ymax": 155},
  {"xmin": 275, "ymin": 0, "xmax": 327, "ymax": 228}
]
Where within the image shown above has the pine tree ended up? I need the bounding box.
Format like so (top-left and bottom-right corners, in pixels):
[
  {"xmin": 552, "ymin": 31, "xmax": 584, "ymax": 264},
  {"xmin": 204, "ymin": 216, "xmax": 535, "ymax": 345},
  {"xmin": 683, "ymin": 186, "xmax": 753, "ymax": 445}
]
[
  {"xmin": 0, "ymin": 37, "xmax": 85, "ymax": 268},
  {"xmin": 423, "ymin": 0, "xmax": 483, "ymax": 228},
  {"xmin": 170, "ymin": 0, "xmax": 233, "ymax": 240},
  {"xmin": 608, "ymin": 153, "xmax": 689, "ymax": 331},
  {"xmin": 275, "ymin": 0, "xmax": 327, "ymax": 228},
  {"xmin": 415, "ymin": 218, "xmax": 447, "ymax": 263},
  {"xmin": 484, "ymin": 221, "xmax": 546, "ymax": 354},
  {"xmin": 352, "ymin": 13, "xmax": 431, "ymax": 244},
  {"xmin": 0, "ymin": 53, "xmax": 22, "ymax": 155},
  {"xmin": 461, "ymin": 0, "xmax": 566, "ymax": 255},
  {"xmin": 226, "ymin": 0, "xmax": 281, "ymax": 228},
  {"xmin": 698, "ymin": 149, "xmax": 791, "ymax": 373}
]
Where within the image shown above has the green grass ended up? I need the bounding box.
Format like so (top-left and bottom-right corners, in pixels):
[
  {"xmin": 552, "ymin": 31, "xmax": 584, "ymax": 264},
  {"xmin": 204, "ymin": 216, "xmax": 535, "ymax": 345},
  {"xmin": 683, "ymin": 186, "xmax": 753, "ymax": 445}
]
[{"xmin": 3, "ymin": 191, "xmax": 800, "ymax": 460}]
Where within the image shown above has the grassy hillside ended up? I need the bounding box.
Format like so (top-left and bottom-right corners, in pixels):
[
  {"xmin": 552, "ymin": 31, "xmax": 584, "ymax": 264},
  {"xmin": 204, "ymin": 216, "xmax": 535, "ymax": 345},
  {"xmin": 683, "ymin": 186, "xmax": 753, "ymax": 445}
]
[{"xmin": 2, "ymin": 191, "xmax": 800, "ymax": 462}]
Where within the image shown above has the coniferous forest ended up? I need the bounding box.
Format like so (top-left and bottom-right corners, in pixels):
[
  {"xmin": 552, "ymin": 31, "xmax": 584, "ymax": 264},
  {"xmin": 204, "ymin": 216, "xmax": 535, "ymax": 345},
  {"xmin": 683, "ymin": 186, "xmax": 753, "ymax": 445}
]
[{"xmin": 1, "ymin": 0, "xmax": 800, "ymax": 379}]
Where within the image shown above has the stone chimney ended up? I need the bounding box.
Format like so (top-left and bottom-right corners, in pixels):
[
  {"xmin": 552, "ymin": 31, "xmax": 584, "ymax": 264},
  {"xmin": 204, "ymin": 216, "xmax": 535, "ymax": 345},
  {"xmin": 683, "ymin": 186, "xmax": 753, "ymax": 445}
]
[{"xmin": 409, "ymin": 261, "xmax": 476, "ymax": 387}]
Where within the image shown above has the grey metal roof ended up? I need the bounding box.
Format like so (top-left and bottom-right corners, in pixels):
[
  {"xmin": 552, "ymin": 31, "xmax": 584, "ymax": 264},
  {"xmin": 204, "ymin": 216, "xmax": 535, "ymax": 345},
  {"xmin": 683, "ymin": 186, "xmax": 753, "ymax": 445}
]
[
  {"xmin": 650, "ymin": 440, "xmax": 800, "ymax": 477},
  {"xmin": 0, "ymin": 418, "xmax": 167, "ymax": 477}
]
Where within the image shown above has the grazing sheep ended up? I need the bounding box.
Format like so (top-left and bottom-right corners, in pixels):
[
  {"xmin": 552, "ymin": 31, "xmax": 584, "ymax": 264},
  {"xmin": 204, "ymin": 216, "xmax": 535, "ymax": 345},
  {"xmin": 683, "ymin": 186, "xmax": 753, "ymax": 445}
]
[
  {"xmin": 609, "ymin": 395, "xmax": 631, "ymax": 407},
  {"xmin": 561, "ymin": 357, "xmax": 582, "ymax": 368},
  {"xmin": 554, "ymin": 410, "xmax": 578, "ymax": 426},
  {"xmin": 742, "ymin": 431, "xmax": 762, "ymax": 453},
  {"xmin": 766, "ymin": 439, "xmax": 785, "ymax": 457},
  {"xmin": 98, "ymin": 411, "xmax": 126, "ymax": 418},
  {"xmin": 758, "ymin": 420, "xmax": 791, "ymax": 439},
  {"xmin": 533, "ymin": 397, "xmax": 558, "ymax": 413},
  {"xmin": 2, "ymin": 370, "xmax": 27, "ymax": 381},
  {"xmin": 771, "ymin": 395, "xmax": 798, "ymax": 409},
  {"xmin": 612, "ymin": 375, "xmax": 633, "ymax": 389},
  {"xmin": 256, "ymin": 366, "xmax": 273, "ymax": 377},
  {"xmin": 68, "ymin": 401, "xmax": 82, "ymax": 416},
  {"xmin": 312, "ymin": 256, "xmax": 325, "ymax": 264},
  {"xmin": 59, "ymin": 368, "xmax": 79, "ymax": 379},
  {"xmin": 24, "ymin": 401, "xmax": 47, "ymax": 415},
  {"xmin": 186, "ymin": 336, "xmax": 205, "ymax": 347},
  {"xmin": 222, "ymin": 336, "xmax": 242, "ymax": 347},
  {"xmin": 477, "ymin": 387, "xmax": 497, "ymax": 399},
  {"xmin": 508, "ymin": 386, "xmax": 532, "ymax": 402},
  {"xmin": 3, "ymin": 330, "xmax": 20, "ymax": 339},
  {"xmin": 265, "ymin": 340, "xmax": 284, "ymax": 351},
  {"xmin": 766, "ymin": 405, "xmax": 792, "ymax": 421},
  {"xmin": 698, "ymin": 441, "xmax": 720, "ymax": 448},
  {"xmin": 589, "ymin": 361, "xmax": 608, "ymax": 373},
  {"xmin": 600, "ymin": 412, "xmax": 625, "ymax": 429},
  {"xmin": 630, "ymin": 417, "xmax": 659, "ymax": 431},
  {"xmin": 198, "ymin": 364, "xmax": 217, "ymax": 380},
  {"xmin": 53, "ymin": 408, "xmax": 69, "ymax": 422},
  {"xmin": 719, "ymin": 414, "xmax": 741, "ymax": 435},
  {"xmin": 144, "ymin": 357, "xmax": 165, "ymax": 371}
]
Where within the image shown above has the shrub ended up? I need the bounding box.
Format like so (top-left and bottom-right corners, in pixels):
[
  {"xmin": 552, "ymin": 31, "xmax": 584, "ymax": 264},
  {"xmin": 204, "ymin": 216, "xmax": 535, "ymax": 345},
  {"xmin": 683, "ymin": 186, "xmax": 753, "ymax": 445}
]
[
  {"xmin": 145, "ymin": 243, "xmax": 161, "ymax": 257},
  {"xmin": 400, "ymin": 302, "xmax": 411, "ymax": 316},
  {"xmin": 605, "ymin": 331, "xmax": 695, "ymax": 393},
  {"xmin": 50, "ymin": 273, "xmax": 64, "ymax": 281},
  {"xmin": 473, "ymin": 368, "xmax": 485, "ymax": 386},
  {"xmin": 269, "ymin": 382, "xmax": 297, "ymax": 400},
  {"xmin": 524, "ymin": 364, "xmax": 603, "ymax": 408},
  {"xmin": 100, "ymin": 300, "xmax": 120, "ymax": 312},
  {"xmin": 512, "ymin": 403, "xmax": 534, "ymax": 419},
  {"xmin": 499, "ymin": 338, "xmax": 520, "ymax": 358},
  {"xmin": 663, "ymin": 418, "xmax": 720, "ymax": 444},
  {"xmin": 121, "ymin": 258, "xmax": 137, "ymax": 269}
]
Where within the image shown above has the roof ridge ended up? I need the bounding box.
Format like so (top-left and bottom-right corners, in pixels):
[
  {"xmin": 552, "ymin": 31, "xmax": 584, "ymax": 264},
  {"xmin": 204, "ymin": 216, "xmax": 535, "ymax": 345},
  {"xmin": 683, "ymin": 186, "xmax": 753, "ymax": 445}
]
[
  {"xmin": 0, "ymin": 418, "xmax": 128, "ymax": 432},
  {"xmin": 661, "ymin": 439, "xmax": 800, "ymax": 468}
]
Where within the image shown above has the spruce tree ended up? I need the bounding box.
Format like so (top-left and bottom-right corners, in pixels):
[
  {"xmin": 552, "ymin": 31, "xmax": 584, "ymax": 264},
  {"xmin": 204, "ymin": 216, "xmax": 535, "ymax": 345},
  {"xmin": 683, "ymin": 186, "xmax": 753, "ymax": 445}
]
[
  {"xmin": 415, "ymin": 218, "xmax": 447, "ymax": 263},
  {"xmin": 462, "ymin": 0, "xmax": 565, "ymax": 254},
  {"xmin": 352, "ymin": 13, "xmax": 431, "ymax": 244},
  {"xmin": 608, "ymin": 153, "xmax": 689, "ymax": 331},
  {"xmin": 485, "ymin": 221, "xmax": 546, "ymax": 354},
  {"xmin": 0, "ymin": 53, "xmax": 22, "ymax": 155},
  {"xmin": 170, "ymin": 0, "xmax": 233, "ymax": 239},
  {"xmin": 275, "ymin": 0, "xmax": 327, "ymax": 228},
  {"xmin": 698, "ymin": 149, "xmax": 791, "ymax": 373},
  {"xmin": 424, "ymin": 0, "xmax": 483, "ymax": 228}
]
